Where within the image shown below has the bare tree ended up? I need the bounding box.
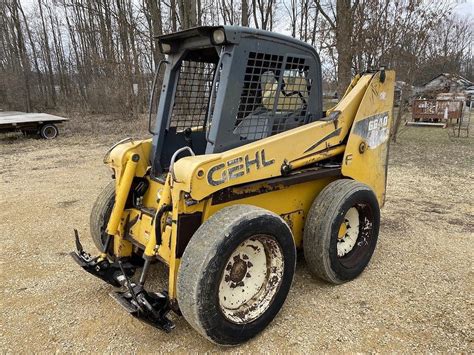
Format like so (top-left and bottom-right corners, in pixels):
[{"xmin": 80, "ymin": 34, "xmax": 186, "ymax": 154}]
[
  {"xmin": 6, "ymin": 0, "xmax": 32, "ymax": 111},
  {"xmin": 241, "ymin": 0, "xmax": 249, "ymax": 26},
  {"xmin": 314, "ymin": 0, "xmax": 358, "ymax": 96},
  {"xmin": 0, "ymin": 0, "xmax": 471, "ymax": 116},
  {"xmin": 178, "ymin": 0, "xmax": 197, "ymax": 29}
]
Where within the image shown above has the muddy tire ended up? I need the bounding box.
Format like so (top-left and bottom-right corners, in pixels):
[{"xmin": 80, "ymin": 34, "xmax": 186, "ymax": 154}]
[
  {"xmin": 303, "ymin": 179, "xmax": 380, "ymax": 284},
  {"xmin": 90, "ymin": 181, "xmax": 115, "ymax": 253},
  {"xmin": 177, "ymin": 204, "xmax": 296, "ymax": 346},
  {"xmin": 39, "ymin": 123, "xmax": 58, "ymax": 139}
]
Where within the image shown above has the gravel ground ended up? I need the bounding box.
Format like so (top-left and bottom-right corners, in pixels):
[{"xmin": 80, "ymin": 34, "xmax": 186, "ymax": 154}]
[{"xmin": 1, "ymin": 117, "xmax": 473, "ymax": 352}]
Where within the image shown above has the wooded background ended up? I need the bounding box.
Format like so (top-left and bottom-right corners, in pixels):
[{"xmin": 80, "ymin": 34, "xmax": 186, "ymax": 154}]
[{"xmin": 1, "ymin": 0, "xmax": 473, "ymax": 115}]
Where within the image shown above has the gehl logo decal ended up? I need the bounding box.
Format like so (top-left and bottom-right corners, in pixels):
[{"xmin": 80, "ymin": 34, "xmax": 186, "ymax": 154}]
[{"xmin": 207, "ymin": 149, "xmax": 275, "ymax": 186}]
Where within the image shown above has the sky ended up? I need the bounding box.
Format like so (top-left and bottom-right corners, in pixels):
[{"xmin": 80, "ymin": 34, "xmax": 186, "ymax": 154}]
[
  {"xmin": 455, "ymin": 0, "xmax": 474, "ymax": 15},
  {"xmin": 19, "ymin": 0, "xmax": 474, "ymax": 15}
]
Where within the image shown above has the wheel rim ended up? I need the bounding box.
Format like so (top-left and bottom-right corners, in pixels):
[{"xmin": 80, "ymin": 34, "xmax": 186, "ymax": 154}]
[
  {"xmin": 337, "ymin": 207, "xmax": 360, "ymax": 257},
  {"xmin": 218, "ymin": 234, "xmax": 284, "ymax": 324},
  {"xmin": 43, "ymin": 126, "xmax": 56, "ymax": 139}
]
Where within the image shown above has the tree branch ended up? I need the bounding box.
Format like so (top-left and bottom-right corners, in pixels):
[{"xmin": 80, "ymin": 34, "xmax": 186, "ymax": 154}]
[{"xmin": 314, "ymin": 0, "xmax": 335, "ymax": 30}]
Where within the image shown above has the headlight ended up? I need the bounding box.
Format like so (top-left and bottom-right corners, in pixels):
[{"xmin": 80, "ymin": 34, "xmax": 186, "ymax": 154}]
[
  {"xmin": 160, "ymin": 42, "xmax": 172, "ymax": 54},
  {"xmin": 212, "ymin": 29, "xmax": 226, "ymax": 44}
]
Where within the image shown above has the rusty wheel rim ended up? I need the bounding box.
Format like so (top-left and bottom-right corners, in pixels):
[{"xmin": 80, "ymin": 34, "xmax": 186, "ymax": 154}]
[{"xmin": 218, "ymin": 234, "xmax": 284, "ymax": 324}]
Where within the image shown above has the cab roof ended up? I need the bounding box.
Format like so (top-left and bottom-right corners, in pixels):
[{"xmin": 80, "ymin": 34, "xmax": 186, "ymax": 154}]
[{"xmin": 156, "ymin": 25, "xmax": 319, "ymax": 58}]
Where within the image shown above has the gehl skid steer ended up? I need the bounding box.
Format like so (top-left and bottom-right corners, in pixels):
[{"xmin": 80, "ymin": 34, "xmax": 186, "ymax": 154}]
[{"xmin": 71, "ymin": 26, "xmax": 395, "ymax": 345}]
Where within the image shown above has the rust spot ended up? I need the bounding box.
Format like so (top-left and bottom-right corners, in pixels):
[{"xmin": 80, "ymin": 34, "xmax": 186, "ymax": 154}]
[
  {"xmin": 211, "ymin": 167, "xmax": 341, "ymax": 205},
  {"xmin": 229, "ymin": 258, "xmax": 248, "ymax": 283},
  {"xmin": 248, "ymin": 244, "xmax": 260, "ymax": 252},
  {"xmin": 266, "ymin": 275, "xmax": 281, "ymax": 289}
]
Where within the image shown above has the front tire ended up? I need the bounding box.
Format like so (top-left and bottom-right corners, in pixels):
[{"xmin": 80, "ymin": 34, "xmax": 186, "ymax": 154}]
[
  {"xmin": 90, "ymin": 181, "xmax": 115, "ymax": 253},
  {"xmin": 177, "ymin": 205, "xmax": 296, "ymax": 346},
  {"xmin": 303, "ymin": 179, "xmax": 380, "ymax": 284}
]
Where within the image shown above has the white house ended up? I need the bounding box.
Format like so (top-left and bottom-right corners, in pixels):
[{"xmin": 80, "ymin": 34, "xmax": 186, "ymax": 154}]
[{"xmin": 422, "ymin": 73, "xmax": 473, "ymax": 93}]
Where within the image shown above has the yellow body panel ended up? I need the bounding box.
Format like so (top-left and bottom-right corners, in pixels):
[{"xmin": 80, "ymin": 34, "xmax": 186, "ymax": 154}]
[
  {"xmin": 105, "ymin": 138, "xmax": 152, "ymax": 183},
  {"xmin": 341, "ymin": 71, "xmax": 395, "ymax": 205},
  {"xmin": 99, "ymin": 70, "xmax": 396, "ymax": 300}
]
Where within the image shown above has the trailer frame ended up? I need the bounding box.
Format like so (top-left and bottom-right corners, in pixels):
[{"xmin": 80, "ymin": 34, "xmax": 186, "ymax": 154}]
[{"xmin": 0, "ymin": 111, "xmax": 69, "ymax": 139}]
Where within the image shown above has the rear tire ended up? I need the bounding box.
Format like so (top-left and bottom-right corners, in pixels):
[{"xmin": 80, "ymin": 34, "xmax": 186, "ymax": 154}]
[
  {"xmin": 177, "ymin": 205, "xmax": 296, "ymax": 346},
  {"xmin": 90, "ymin": 181, "xmax": 115, "ymax": 253},
  {"xmin": 303, "ymin": 179, "xmax": 380, "ymax": 284},
  {"xmin": 39, "ymin": 123, "xmax": 58, "ymax": 139}
]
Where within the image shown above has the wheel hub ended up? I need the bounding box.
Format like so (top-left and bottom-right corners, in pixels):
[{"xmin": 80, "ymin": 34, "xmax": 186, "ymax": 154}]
[
  {"xmin": 228, "ymin": 257, "xmax": 248, "ymax": 283},
  {"xmin": 219, "ymin": 235, "xmax": 284, "ymax": 324}
]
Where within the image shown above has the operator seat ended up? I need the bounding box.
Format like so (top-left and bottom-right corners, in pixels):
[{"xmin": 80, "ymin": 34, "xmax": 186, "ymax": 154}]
[{"xmin": 234, "ymin": 72, "xmax": 310, "ymax": 139}]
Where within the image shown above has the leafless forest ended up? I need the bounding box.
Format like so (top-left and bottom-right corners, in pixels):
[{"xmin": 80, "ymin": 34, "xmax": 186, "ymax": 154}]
[{"xmin": 1, "ymin": 0, "xmax": 473, "ymax": 115}]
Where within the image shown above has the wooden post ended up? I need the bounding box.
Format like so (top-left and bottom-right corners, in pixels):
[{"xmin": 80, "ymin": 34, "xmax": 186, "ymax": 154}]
[{"xmin": 391, "ymin": 86, "xmax": 405, "ymax": 143}]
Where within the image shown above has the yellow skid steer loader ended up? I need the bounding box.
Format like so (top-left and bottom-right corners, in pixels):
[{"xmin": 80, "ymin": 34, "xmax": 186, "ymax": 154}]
[{"xmin": 71, "ymin": 26, "xmax": 395, "ymax": 345}]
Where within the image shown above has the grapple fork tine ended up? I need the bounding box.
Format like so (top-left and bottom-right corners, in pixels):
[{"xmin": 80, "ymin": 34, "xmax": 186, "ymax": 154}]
[{"xmin": 74, "ymin": 228, "xmax": 83, "ymax": 254}]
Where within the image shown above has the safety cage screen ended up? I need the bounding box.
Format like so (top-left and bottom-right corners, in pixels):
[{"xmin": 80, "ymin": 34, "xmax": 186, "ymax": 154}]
[
  {"xmin": 169, "ymin": 60, "xmax": 217, "ymax": 130},
  {"xmin": 234, "ymin": 52, "xmax": 312, "ymax": 140}
]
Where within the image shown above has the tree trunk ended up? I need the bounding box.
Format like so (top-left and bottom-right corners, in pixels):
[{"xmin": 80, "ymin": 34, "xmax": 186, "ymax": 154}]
[
  {"xmin": 145, "ymin": 0, "xmax": 163, "ymax": 69},
  {"xmin": 241, "ymin": 0, "xmax": 249, "ymax": 26},
  {"xmin": 38, "ymin": 0, "xmax": 56, "ymax": 107},
  {"xmin": 178, "ymin": 0, "xmax": 197, "ymax": 29},
  {"xmin": 391, "ymin": 86, "xmax": 406, "ymax": 143},
  {"xmin": 11, "ymin": 0, "xmax": 31, "ymax": 112},
  {"xmin": 18, "ymin": 3, "xmax": 45, "ymax": 103},
  {"xmin": 170, "ymin": 0, "xmax": 177, "ymax": 31},
  {"xmin": 336, "ymin": 0, "xmax": 353, "ymax": 97}
]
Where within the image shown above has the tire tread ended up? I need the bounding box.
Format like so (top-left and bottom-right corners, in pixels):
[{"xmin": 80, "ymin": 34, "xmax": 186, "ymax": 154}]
[
  {"xmin": 303, "ymin": 179, "xmax": 376, "ymax": 284},
  {"xmin": 89, "ymin": 181, "xmax": 115, "ymax": 252}
]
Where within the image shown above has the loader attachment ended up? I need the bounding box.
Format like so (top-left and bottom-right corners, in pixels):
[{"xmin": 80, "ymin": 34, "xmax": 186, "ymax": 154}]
[
  {"xmin": 69, "ymin": 229, "xmax": 135, "ymax": 287},
  {"xmin": 109, "ymin": 263, "xmax": 175, "ymax": 332},
  {"xmin": 70, "ymin": 229, "xmax": 175, "ymax": 332}
]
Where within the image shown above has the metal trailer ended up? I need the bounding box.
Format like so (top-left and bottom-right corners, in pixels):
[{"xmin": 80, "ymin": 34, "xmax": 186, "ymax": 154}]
[
  {"xmin": 409, "ymin": 96, "xmax": 465, "ymax": 128},
  {"xmin": 0, "ymin": 111, "xmax": 69, "ymax": 139}
]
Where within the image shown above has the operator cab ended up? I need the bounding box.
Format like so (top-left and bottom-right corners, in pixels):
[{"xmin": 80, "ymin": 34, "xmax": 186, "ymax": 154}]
[{"xmin": 151, "ymin": 26, "xmax": 323, "ymax": 175}]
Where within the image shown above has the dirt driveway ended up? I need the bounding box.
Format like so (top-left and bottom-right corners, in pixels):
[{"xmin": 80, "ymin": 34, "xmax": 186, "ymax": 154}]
[{"xmin": 1, "ymin": 118, "xmax": 472, "ymax": 352}]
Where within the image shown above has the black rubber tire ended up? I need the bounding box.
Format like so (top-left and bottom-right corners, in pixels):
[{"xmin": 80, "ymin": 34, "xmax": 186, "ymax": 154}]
[
  {"xmin": 177, "ymin": 204, "xmax": 296, "ymax": 346},
  {"xmin": 303, "ymin": 179, "xmax": 380, "ymax": 284},
  {"xmin": 90, "ymin": 181, "xmax": 115, "ymax": 253},
  {"xmin": 39, "ymin": 124, "xmax": 58, "ymax": 139}
]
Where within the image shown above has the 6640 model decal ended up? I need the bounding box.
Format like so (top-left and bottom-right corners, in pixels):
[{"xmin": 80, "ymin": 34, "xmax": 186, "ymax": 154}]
[{"xmin": 353, "ymin": 111, "xmax": 390, "ymax": 149}]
